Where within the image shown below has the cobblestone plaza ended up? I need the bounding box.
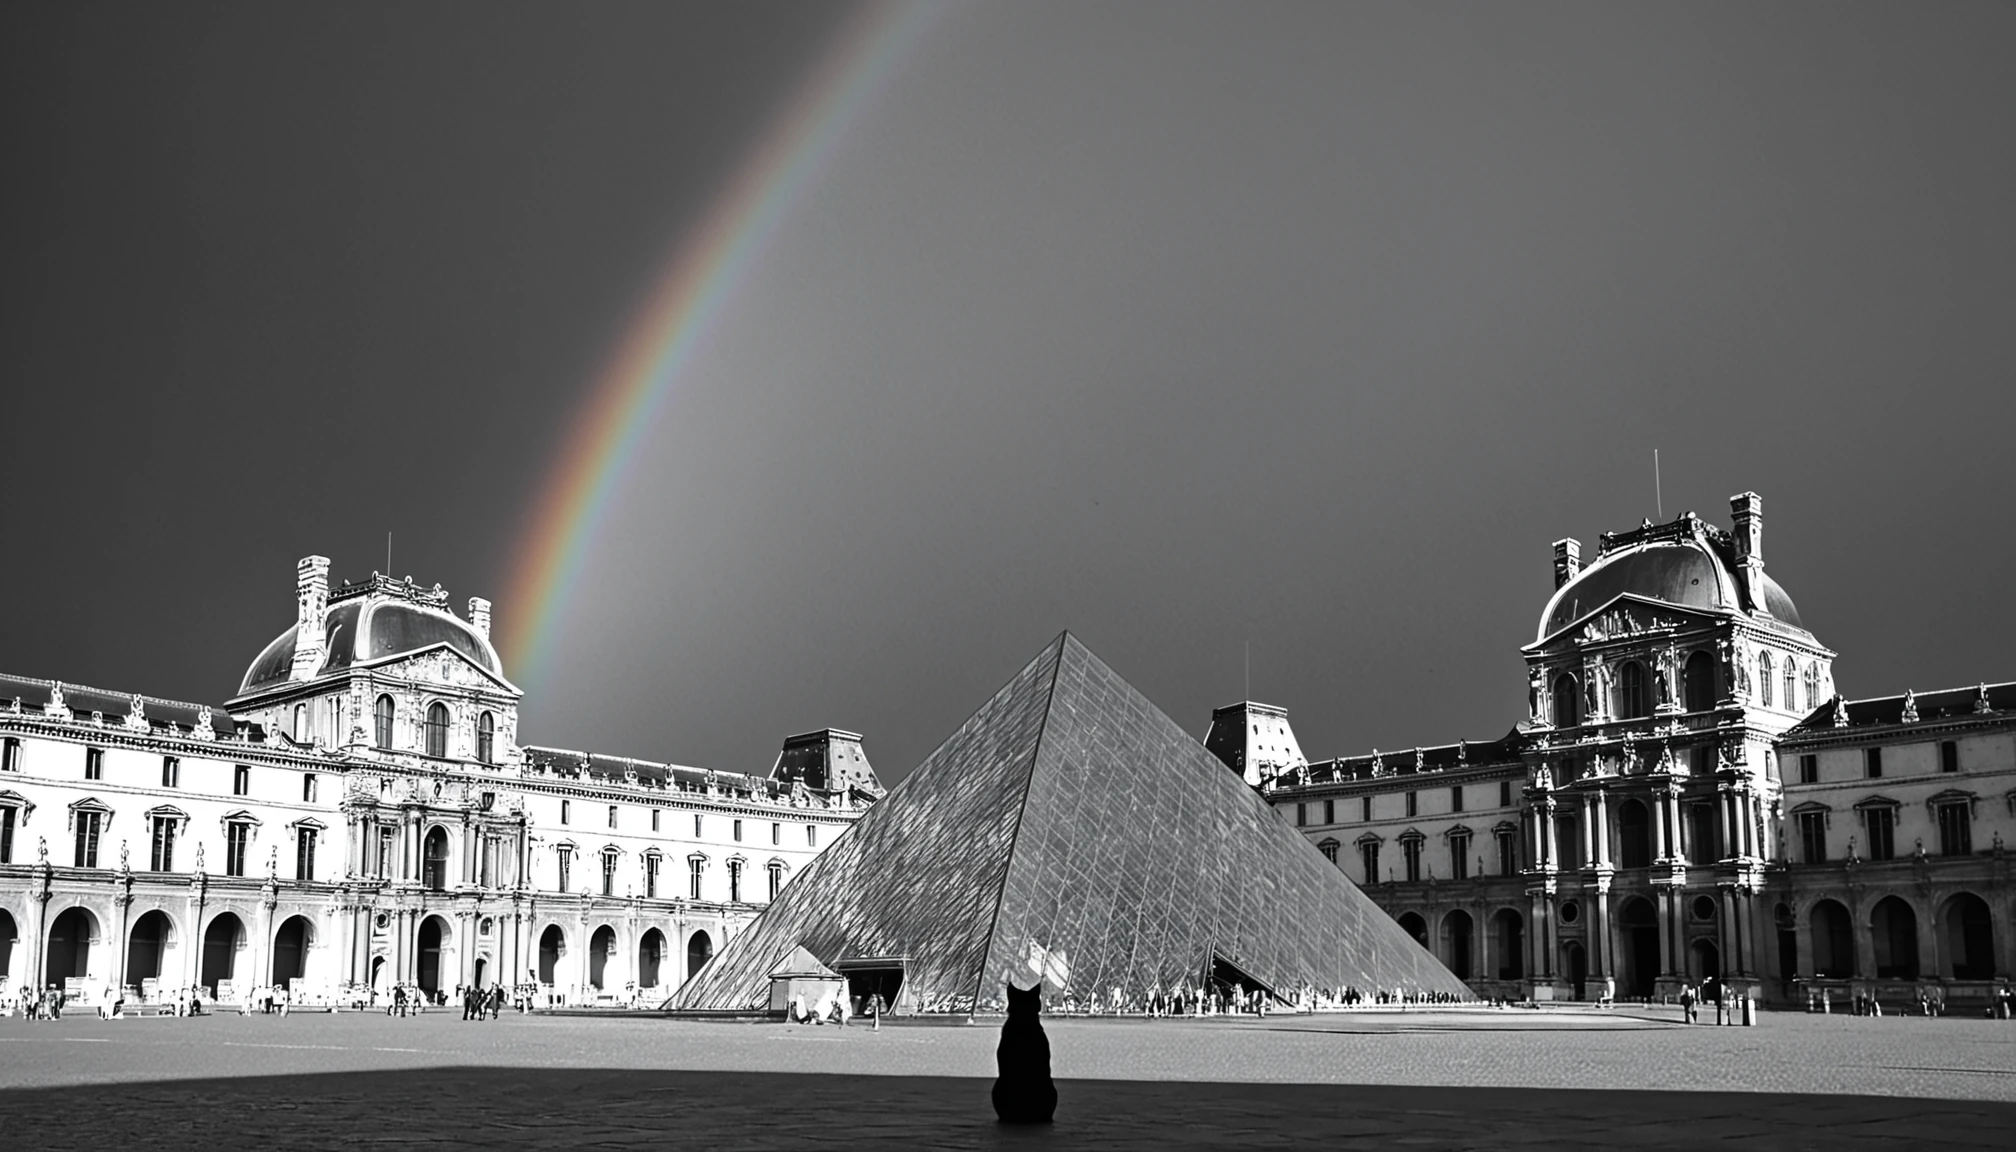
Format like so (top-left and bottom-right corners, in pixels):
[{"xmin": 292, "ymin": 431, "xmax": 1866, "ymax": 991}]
[{"xmin": 1, "ymin": 1008, "xmax": 2010, "ymax": 1148}]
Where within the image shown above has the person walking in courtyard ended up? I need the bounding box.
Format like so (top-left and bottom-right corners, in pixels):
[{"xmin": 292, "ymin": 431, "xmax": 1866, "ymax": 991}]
[{"xmin": 1679, "ymin": 982, "xmax": 1697, "ymax": 1023}]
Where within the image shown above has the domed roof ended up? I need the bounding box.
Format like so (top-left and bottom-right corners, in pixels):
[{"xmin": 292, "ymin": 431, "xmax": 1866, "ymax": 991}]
[
  {"xmin": 239, "ymin": 596, "xmax": 503, "ymax": 694},
  {"xmin": 1538, "ymin": 536, "xmax": 1803, "ymax": 641}
]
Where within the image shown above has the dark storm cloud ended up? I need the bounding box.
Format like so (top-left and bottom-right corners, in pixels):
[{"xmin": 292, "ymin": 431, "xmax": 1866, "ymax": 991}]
[{"xmin": 4, "ymin": 2, "xmax": 2013, "ymax": 786}]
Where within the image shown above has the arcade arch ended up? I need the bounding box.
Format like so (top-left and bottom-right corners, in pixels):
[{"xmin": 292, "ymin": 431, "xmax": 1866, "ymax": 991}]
[
  {"xmin": 45, "ymin": 906, "xmax": 100, "ymax": 988},
  {"xmin": 272, "ymin": 915, "xmax": 315, "ymax": 988},
  {"xmin": 1870, "ymin": 896, "xmax": 1918, "ymax": 979},
  {"xmin": 686, "ymin": 929, "xmax": 713, "ymax": 982},
  {"xmin": 200, "ymin": 912, "xmax": 246, "ymax": 996},
  {"xmin": 1810, "ymin": 899, "xmax": 1855, "ymax": 978},
  {"xmin": 589, "ymin": 924, "xmax": 617, "ymax": 991},
  {"xmin": 638, "ymin": 928, "xmax": 667, "ymax": 990},
  {"xmin": 1440, "ymin": 910, "xmax": 1473, "ymax": 981},
  {"xmin": 1490, "ymin": 908, "xmax": 1523, "ymax": 980},
  {"xmin": 1941, "ymin": 892, "xmax": 1995, "ymax": 980},
  {"xmin": 1395, "ymin": 912, "xmax": 1427, "ymax": 948},
  {"xmin": 417, "ymin": 915, "xmax": 452, "ymax": 995},
  {"xmin": 537, "ymin": 925, "xmax": 565, "ymax": 985},
  {"xmin": 126, "ymin": 909, "xmax": 178, "ymax": 988}
]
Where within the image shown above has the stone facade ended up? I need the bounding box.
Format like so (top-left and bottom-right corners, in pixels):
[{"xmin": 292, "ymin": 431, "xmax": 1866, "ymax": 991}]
[
  {"xmin": 1254, "ymin": 494, "xmax": 2016, "ymax": 1010},
  {"xmin": 0, "ymin": 557, "xmax": 879, "ymax": 1009}
]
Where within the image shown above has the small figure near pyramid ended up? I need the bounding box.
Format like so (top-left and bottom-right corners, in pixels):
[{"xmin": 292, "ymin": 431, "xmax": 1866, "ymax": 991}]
[{"xmin": 992, "ymin": 978, "xmax": 1058, "ymax": 1124}]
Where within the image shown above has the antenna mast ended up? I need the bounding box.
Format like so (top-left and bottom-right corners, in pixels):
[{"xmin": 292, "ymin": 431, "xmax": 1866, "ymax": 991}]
[{"xmin": 1654, "ymin": 450, "xmax": 1663, "ymax": 520}]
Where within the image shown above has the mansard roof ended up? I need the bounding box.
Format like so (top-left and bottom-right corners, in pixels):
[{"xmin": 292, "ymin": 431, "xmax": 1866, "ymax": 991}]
[
  {"xmin": 1783, "ymin": 681, "xmax": 2016, "ymax": 738},
  {"xmin": 1536, "ymin": 513, "xmax": 1803, "ymax": 643},
  {"xmin": 520, "ymin": 745, "xmax": 791, "ymax": 801},
  {"xmin": 1283, "ymin": 732, "xmax": 1527, "ymax": 789},
  {"xmin": 238, "ymin": 578, "xmax": 506, "ymax": 697},
  {"xmin": 0, "ymin": 672, "xmax": 243, "ymax": 740}
]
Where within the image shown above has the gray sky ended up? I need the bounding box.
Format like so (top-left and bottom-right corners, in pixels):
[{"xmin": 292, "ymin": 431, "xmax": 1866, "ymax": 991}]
[{"xmin": 4, "ymin": 1, "xmax": 2013, "ymax": 785}]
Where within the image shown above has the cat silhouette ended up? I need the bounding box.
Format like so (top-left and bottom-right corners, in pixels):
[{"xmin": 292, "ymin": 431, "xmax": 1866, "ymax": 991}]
[{"xmin": 992, "ymin": 981, "xmax": 1058, "ymax": 1124}]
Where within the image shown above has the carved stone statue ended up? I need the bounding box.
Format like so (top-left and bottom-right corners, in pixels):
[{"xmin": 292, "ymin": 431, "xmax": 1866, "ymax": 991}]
[
  {"xmin": 1657, "ymin": 742, "xmax": 1677, "ymax": 775},
  {"xmin": 1976, "ymin": 684, "xmax": 1994, "ymax": 715},
  {"xmin": 1529, "ymin": 669, "xmax": 1544, "ymax": 722},
  {"xmin": 1900, "ymin": 690, "xmax": 1920, "ymax": 724},
  {"xmin": 45, "ymin": 681, "xmax": 66, "ymax": 718},
  {"xmin": 1832, "ymin": 694, "xmax": 1851, "ymax": 728},
  {"xmin": 1533, "ymin": 763, "xmax": 1553, "ymax": 791},
  {"xmin": 38, "ymin": 836, "xmax": 48, "ymax": 863},
  {"xmin": 1621, "ymin": 743, "xmax": 1640, "ymax": 775}
]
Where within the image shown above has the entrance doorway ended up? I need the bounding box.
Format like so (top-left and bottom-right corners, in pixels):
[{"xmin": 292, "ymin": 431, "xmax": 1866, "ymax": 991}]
[
  {"xmin": 272, "ymin": 916, "xmax": 312, "ymax": 988},
  {"xmin": 126, "ymin": 910, "xmax": 175, "ymax": 989},
  {"xmin": 686, "ymin": 930, "xmax": 713, "ymax": 982},
  {"xmin": 200, "ymin": 912, "xmax": 245, "ymax": 997},
  {"xmin": 638, "ymin": 929, "xmax": 665, "ymax": 989},
  {"xmin": 589, "ymin": 925, "xmax": 615, "ymax": 990},
  {"xmin": 1441, "ymin": 911, "xmax": 1474, "ymax": 981},
  {"xmin": 1619, "ymin": 897, "xmax": 1659, "ymax": 998},
  {"xmin": 538, "ymin": 926, "xmax": 564, "ymax": 984},
  {"xmin": 1690, "ymin": 938, "xmax": 1721, "ymax": 998},
  {"xmin": 1491, "ymin": 909, "xmax": 1524, "ymax": 980},
  {"xmin": 1563, "ymin": 941, "xmax": 1588, "ymax": 1000},
  {"xmin": 1871, "ymin": 897, "xmax": 1919, "ymax": 979},
  {"xmin": 45, "ymin": 907, "xmax": 96, "ymax": 988},
  {"xmin": 837, "ymin": 958, "xmax": 906, "ymax": 1015},
  {"xmin": 417, "ymin": 916, "xmax": 448, "ymax": 995}
]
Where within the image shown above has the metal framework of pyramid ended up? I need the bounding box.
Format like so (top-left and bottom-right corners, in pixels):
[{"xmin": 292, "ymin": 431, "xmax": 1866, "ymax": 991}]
[{"xmin": 673, "ymin": 633, "xmax": 1469, "ymax": 1013}]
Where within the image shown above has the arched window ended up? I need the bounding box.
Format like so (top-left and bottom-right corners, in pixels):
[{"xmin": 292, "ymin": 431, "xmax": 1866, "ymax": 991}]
[
  {"xmin": 1804, "ymin": 665, "xmax": 1819, "ymax": 712},
  {"xmin": 292, "ymin": 704, "xmax": 308, "ymax": 743},
  {"xmin": 1757, "ymin": 652, "xmax": 1774, "ymax": 707},
  {"xmin": 476, "ymin": 712, "xmax": 495, "ymax": 764},
  {"xmin": 1552, "ymin": 674, "xmax": 1579, "ymax": 728},
  {"xmin": 1683, "ymin": 651, "xmax": 1715, "ymax": 712},
  {"xmin": 1783, "ymin": 658, "xmax": 1798, "ymax": 713},
  {"xmin": 1619, "ymin": 662, "xmax": 1647, "ymax": 720},
  {"xmin": 374, "ymin": 695, "xmax": 395, "ymax": 750},
  {"xmin": 425, "ymin": 703, "xmax": 449, "ymax": 758},
  {"xmin": 422, "ymin": 826, "xmax": 449, "ymax": 891}
]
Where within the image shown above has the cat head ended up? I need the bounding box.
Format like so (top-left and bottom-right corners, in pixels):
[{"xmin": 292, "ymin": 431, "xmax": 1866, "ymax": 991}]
[{"xmin": 1006, "ymin": 981, "xmax": 1043, "ymax": 1014}]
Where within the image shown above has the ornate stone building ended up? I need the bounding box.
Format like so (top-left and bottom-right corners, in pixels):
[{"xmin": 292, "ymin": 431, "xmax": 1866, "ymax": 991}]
[
  {"xmin": 1252, "ymin": 494, "xmax": 2015, "ymax": 1009},
  {"xmin": 0, "ymin": 557, "xmax": 880, "ymax": 1008}
]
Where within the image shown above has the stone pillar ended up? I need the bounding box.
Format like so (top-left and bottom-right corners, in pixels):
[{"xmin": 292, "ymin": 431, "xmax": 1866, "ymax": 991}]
[
  {"xmin": 1852, "ymin": 895, "xmax": 1877, "ymax": 982},
  {"xmin": 1580, "ymin": 796, "xmax": 1596, "ymax": 870},
  {"xmin": 25, "ymin": 882, "xmax": 51, "ymax": 990},
  {"xmin": 459, "ymin": 911, "xmax": 477, "ymax": 987},
  {"xmin": 255, "ymin": 893, "xmax": 277, "ymax": 987},
  {"xmin": 1591, "ymin": 887, "xmax": 1612, "ymax": 980},
  {"xmin": 1593, "ymin": 790, "xmax": 1611, "ymax": 868},
  {"xmin": 1655, "ymin": 888, "xmax": 1677, "ymax": 978},
  {"xmin": 1541, "ymin": 805, "xmax": 1558, "ymax": 871},
  {"xmin": 114, "ymin": 888, "xmax": 135, "ymax": 991},
  {"xmin": 1652, "ymin": 792, "xmax": 1669, "ymax": 861},
  {"xmin": 461, "ymin": 818, "xmax": 476, "ymax": 886}
]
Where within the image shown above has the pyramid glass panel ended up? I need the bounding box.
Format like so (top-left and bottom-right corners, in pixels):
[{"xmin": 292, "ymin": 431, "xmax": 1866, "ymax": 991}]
[{"xmin": 674, "ymin": 633, "xmax": 1469, "ymax": 1012}]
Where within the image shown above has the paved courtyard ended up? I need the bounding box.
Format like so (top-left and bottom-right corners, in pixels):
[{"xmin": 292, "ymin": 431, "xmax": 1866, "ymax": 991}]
[{"xmin": 1, "ymin": 1006, "xmax": 2012, "ymax": 1148}]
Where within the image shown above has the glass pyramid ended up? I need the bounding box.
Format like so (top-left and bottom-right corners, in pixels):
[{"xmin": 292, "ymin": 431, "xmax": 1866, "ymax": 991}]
[{"xmin": 674, "ymin": 633, "xmax": 1470, "ymax": 1012}]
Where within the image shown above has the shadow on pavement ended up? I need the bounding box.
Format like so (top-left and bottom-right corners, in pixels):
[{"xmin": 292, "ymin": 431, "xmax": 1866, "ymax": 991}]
[{"xmin": 0, "ymin": 1066, "xmax": 2006, "ymax": 1150}]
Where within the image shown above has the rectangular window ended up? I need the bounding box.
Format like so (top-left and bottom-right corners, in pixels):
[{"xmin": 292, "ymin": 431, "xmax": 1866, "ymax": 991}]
[
  {"xmin": 1295, "ymin": 803, "xmax": 1307, "ymax": 827},
  {"xmin": 645, "ymin": 854, "xmax": 660, "ymax": 899},
  {"xmin": 651, "ymin": 810, "xmax": 661, "ymax": 833},
  {"xmin": 74, "ymin": 811, "xmax": 102, "ymax": 868},
  {"xmin": 1937, "ymin": 804, "xmax": 1972, "ymax": 856},
  {"xmin": 1, "ymin": 736, "xmax": 19, "ymax": 772},
  {"xmin": 233, "ymin": 765, "xmax": 250, "ymax": 796},
  {"xmin": 1496, "ymin": 829, "xmax": 1516, "ymax": 876},
  {"xmin": 151, "ymin": 816, "xmax": 177, "ymax": 872},
  {"xmin": 729, "ymin": 861, "xmax": 743, "ymax": 903},
  {"xmin": 226, "ymin": 822, "xmax": 250, "ymax": 877},
  {"xmin": 806, "ymin": 824, "xmax": 817, "ymax": 847},
  {"xmin": 689, "ymin": 857, "xmax": 703, "ymax": 900},
  {"xmin": 1406, "ymin": 792, "xmax": 1418, "ymax": 818},
  {"xmin": 479, "ymin": 835, "xmax": 495, "ymax": 888},
  {"xmin": 1685, "ymin": 804, "xmax": 1718, "ymax": 865},
  {"xmin": 1361, "ymin": 796, "xmax": 1372, "ymax": 822},
  {"xmin": 733, "ymin": 819, "xmax": 743, "ymax": 842},
  {"xmin": 297, "ymin": 828, "xmax": 316, "ymax": 880},
  {"xmin": 1323, "ymin": 799, "xmax": 1334, "ymax": 825},
  {"xmin": 1451, "ymin": 786, "xmax": 1464, "ymax": 814},
  {"xmin": 161, "ymin": 755, "xmax": 178, "ymax": 788},
  {"xmin": 601, "ymin": 852, "xmax": 617, "ymax": 897},
  {"xmin": 86, "ymin": 747, "xmax": 104, "ymax": 781},
  {"xmin": 694, "ymin": 814, "xmax": 703, "ymax": 838},
  {"xmin": 1401, "ymin": 838, "xmax": 1422, "ymax": 882},
  {"xmin": 560, "ymin": 799, "xmax": 571, "ymax": 825},
  {"xmin": 1689, "ymin": 745, "xmax": 1713, "ymax": 775},
  {"xmin": 1449, "ymin": 833, "xmax": 1470, "ymax": 880},
  {"xmin": 0, "ymin": 805, "xmax": 14, "ymax": 864},
  {"xmin": 302, "ymin": 773, "xmax": 318, "ymax": 803},
  {"xmin": 1940, "ymin": 741, "xmax": 1959, "ymax": 774},
  {"xmin": 1865, "ymin": 747, "xmax": 1883, "ymax": 779},
  {"xmin": 377, "ymin": 827, "xmax": 396, "ymax": 878},
  {"xmin": 1798, "ymin": 754, "xmax": 1818, "ymax": 785},
  {"xmin": 1797, "ymin": 811, "xmax": 1827, "ymax": 864},
  {"xmin": 768, "ymin": 864, "xmax": 782, "ymax": 901},
  {"xmin": 771, "ymin": 822, "xmax": 780, "ymax": 846},
  {"xmin": 1361, "ymin": 841, "xmax": 1381, "ymax": 884},
  {"xmin": 558, "ymin": 846, "xmax": 574, "ymax": 892},
  {"xmin": 1863, "ymin": 807, "xmax": 1895, "ymax": 861},
  {"xmin": 1500, "ymin": 780, "xmax": 1512, "ymax": 808},
  {"xmin": 607, "ymin": 804, "xmax": 618, "ymax": 830}
]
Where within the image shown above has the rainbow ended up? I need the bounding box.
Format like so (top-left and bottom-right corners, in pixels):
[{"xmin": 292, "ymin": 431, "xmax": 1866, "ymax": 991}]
[{"xmin": 501, "ymin": 1, "xmax": 943, "ymax": 684}]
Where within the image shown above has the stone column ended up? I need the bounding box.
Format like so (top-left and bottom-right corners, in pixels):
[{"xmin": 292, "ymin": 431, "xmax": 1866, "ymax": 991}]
[
  {"xmin": 1580, "ymin": 796, "xmax": 1596, "ymax": 870},
  {"xmin": 1652, "ymin": 792, "xmax": 1669, "ymax": 861},
  {"xmin": 255, "ymin": 892, "xmax": 277, "ymax": 988},
  {"xmin": 461, "ymin": 818, "xmax": 476, "ymax": 886},
  {"xmin": 1593, "ymin": 790, "xmax": 1611, "ymax": 868},
  {"xmin": 1541, "ymin": 805, "xmax": 1558, "ymax": 871},
  {"xmin": 1591, "ymin": 888, "xmax": 1612, "ymax": 980},
  {"xmin": 114, "ymin": 887, "xmax": 135, "ymax": 991},
  {"xmin": 459, "ymin": 911, "xmax": 477, "ymax": 987},
  {"xmin": 1852, "ymin": 895, "xmax": 1877, "ymax": 982},
  {"xmin": 1655, "ymin": 888, "xmax": 1677, "ymax": 978}
]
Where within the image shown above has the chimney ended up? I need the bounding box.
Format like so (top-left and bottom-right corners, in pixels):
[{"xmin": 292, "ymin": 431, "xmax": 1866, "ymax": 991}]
[
  {"xmin": 1552, "ymin": 538, "xmax": 1582, "ymax": 589},
  {"xmin": 468, "ymin": 597, "xmax": 492, "ymax": 639},
  {"xmin": 1729, "ymin": 492, "xmax": 1766, "ymax": 613},
  {"xmin": 291, "ymin": 555, "xmax": 331, "ymax": 680}
]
